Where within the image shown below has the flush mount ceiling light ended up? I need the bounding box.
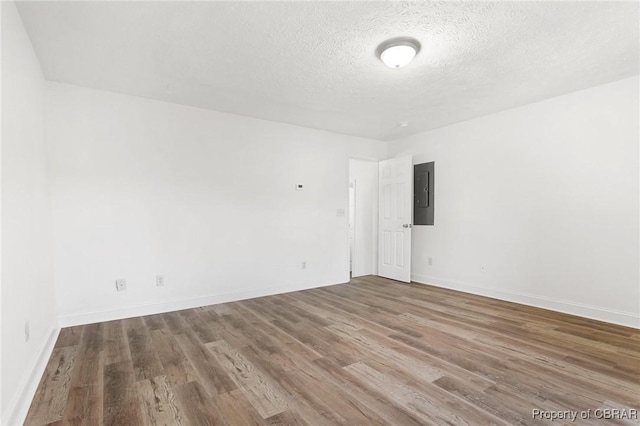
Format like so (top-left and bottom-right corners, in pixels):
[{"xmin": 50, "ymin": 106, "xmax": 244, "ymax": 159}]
[{"xmin": 377, "ymin": 37, "xmax": 421, "ymax": 69}]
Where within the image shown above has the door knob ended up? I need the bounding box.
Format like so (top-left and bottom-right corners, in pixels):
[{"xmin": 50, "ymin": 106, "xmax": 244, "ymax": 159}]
[{"xmin": 402, "ymin": 224, "xmax": 412, "ymax": 228}]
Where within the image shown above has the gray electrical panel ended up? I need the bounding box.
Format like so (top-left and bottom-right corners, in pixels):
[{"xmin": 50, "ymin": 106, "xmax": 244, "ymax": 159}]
[{"xmin": 414, "ymin": 162, "xmax": 435, "ymax": 225}]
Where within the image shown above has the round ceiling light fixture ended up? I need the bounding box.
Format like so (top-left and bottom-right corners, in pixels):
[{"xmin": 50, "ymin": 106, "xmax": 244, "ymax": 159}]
[{"xmin": 377, "ymin": 37, "xmax": 421, "ymax": 69}]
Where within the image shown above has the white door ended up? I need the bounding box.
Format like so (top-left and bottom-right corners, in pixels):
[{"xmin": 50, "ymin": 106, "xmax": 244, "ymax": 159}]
[{"xmin": 378, "ymin": 156, "xmax": 412, "ymax": 282}]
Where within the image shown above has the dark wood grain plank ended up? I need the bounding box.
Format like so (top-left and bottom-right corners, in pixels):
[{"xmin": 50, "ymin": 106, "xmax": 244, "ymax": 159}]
[
  {"xmin": 61, "ymin": 323, "xmax": 104, "ymax": 426},
  {"xmin": 137, "ymin": 375, "xmax": 185, "ymax": 425},
  {"xmin": 103, "ymin": 320, "xmax": 130, "ymax": 365},
  {"xmin": 174, "ymin": 381, "xmax": 227, "ymax": 426},
  {"xmin": 217, "ymin": 389, "xmax": 267, "ymax": 425},
  {"xmin": 142, "ymin": 313, "xmax": 167, "ymax": 331},
  {"xmin": 124, "ymin": 317, "xmax": 164, "ymax": 381},
  {"xmin": 174, "ymin": 331, "xmax": 237, "ymax": 396},
  {"xmin": 103, "ymin": 360, "xmax": 143, "ymax": 426},
  {"xmin": 207, "ymin": 339, "xmax": 288, "ymax": 418},
  {"xmin": 54, "ymin": 326, "xmax": 83, "ymax": 348},
  {"xmin": 150, "ymin": 328, "xmax": 198, "ymax": 387},
  {"xmin": 24, "ymin": 346, "xmax": 78, "ymax": 425}
]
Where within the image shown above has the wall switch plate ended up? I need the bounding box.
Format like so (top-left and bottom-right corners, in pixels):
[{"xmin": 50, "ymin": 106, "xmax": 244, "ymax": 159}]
[
  {"xmin": 25, "ymin": 321, "xmax": 30, "ymax": 342},
  {"xmin": 428, "ymin": 257, "xmax": 433, "ymax": 266},
  {"xmin": 301, "ymin": 261, "xmax": 307, "ymax": 269},
  {"xmin": 115, "ymin": 279, "xmax": 127, "ymax": 291},
  {"xmin": 295, "ymin": 184, "xmax": 304, "ymax": 191},
  {"xmin": 156, "ymin": 275, "xmax": 165, "ymax": 286},
  {"xmin": 337, "ymin": 208, "xmax": 345, "ymax": 217}
]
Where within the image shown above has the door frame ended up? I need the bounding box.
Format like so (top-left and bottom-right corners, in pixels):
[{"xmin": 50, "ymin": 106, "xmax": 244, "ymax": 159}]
[{"xmin": 347, "ymin": 158, "xmax": 379, "ymax": 279}]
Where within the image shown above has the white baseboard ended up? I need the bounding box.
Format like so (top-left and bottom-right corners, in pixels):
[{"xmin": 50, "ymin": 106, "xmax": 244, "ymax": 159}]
[
  {"xmin": 59, "ymin": 278, "xmax": 347, "ymax": 328},
  {"xmin": 411, "ymin": 274, "xmax": 639, "ymax": 329},
  {"xmin": 2, "ymin": 326, "xmax": 60, "ymax": 426}
]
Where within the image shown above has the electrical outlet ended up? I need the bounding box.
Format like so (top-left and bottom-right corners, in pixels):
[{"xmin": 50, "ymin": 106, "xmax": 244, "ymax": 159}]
[
  {"xmin": 115, "ymin": 279, "xmax": 127, "ymax": 291},
  {"xmin": 301, "ymin": 261, "xmax": 307, "ymax": 269},
  {"xmin": 156, "ymin": 275, "xmax": 165, "ymax": 286},
  {"xmin": 427, "ymin": 257, "xmax": 433, "ymax": 266},
  {"xmin": 24, "ymin": 321, "xmax": 30, "ymax": 342}
]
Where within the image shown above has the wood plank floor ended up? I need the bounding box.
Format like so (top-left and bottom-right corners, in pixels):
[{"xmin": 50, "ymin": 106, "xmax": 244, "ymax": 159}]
[{"xmin": 26, "ymin": 276, "xmax": 640, "ymax": 425}]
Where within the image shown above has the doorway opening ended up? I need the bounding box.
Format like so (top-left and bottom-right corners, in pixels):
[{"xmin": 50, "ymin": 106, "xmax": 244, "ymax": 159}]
[{"xmin": 348, "ymin": 159, "xmax": 379, "ymax": 278}]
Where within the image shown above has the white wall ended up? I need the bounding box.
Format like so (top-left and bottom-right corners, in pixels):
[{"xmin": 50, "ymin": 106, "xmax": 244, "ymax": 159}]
[
  {"xmin": 1, "ymin": 2, "xmax": 59, "ymax": 424},
  {"xmin": 388, "ymin": 76, "xmax": 640, "ymax": 328},
  {"xmin": 45, "ymin": 82, "xmax": 386, "ymax": 326},
  {"xmin": 349, "ymin": 159, "xmax": 378, "ymax": 277}
]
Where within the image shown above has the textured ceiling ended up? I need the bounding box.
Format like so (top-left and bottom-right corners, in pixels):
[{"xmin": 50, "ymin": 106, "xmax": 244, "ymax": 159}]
[{"xmin": 16, "ymin": 1, "xmax": 640, "ymax": 141}]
